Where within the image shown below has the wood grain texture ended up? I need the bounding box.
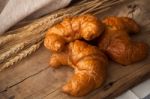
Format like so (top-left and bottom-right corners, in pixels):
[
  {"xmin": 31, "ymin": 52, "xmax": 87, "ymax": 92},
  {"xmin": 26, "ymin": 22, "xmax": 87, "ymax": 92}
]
[{"xmin": 0, "ymin": 0, "xmax": 150, "ymax": 99}]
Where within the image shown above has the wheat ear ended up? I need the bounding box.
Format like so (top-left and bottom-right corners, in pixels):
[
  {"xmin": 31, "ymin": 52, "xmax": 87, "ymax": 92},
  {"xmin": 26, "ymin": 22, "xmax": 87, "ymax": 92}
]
[
  {"xmin": 0, "ymin": 41, "xmax": 43, "ymax": 71},
  {"xmin": 0, "ymin": 34, "xmax": 44, "ymax": 63}
]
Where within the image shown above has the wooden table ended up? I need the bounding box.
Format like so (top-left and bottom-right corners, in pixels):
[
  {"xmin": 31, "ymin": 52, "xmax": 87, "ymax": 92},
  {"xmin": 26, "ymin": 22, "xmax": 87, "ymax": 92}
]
[{"xmin": 0, "ymin": 0, "xmax": 150, "ymax": 99}]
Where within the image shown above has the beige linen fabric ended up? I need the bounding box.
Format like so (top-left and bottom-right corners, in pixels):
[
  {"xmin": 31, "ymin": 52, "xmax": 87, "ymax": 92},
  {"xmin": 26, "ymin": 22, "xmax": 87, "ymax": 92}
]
[{"xmin": 0, "ymin": 0, "xmax": 71, "ymax": 34}]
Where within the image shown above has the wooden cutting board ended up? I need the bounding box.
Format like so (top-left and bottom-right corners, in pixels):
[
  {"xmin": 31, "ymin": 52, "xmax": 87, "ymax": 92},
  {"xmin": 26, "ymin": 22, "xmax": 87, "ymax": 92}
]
[{"xmin": 0, "ymin": 0, "xmax": 150, "ymax": 99}]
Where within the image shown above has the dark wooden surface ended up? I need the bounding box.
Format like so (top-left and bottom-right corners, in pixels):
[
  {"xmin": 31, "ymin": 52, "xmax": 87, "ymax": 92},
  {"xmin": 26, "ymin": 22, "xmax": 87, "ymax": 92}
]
[{"xmin": 0, "ymin": 0, "xmax": 150, "ymax": 99}]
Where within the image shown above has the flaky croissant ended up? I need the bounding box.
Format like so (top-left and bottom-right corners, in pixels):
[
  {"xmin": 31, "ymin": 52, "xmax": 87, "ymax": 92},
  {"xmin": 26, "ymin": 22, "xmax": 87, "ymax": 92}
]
[
  {"xmin": 44, "ymin": 14, "xmax": 104, "ymax": 52},
  {"xmin": 49, "ymin": 40, "xmax": 108, "ymax": 96},
  {"xmin": 98, "ymin": 16, "xmax": 148, "ymax": 65}
]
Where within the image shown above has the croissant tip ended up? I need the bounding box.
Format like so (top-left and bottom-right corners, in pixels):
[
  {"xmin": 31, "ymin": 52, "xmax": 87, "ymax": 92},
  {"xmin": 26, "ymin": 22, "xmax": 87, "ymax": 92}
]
[{"xmin": 62, "ymin": 85, "xmax": 70, "ymax": 93}]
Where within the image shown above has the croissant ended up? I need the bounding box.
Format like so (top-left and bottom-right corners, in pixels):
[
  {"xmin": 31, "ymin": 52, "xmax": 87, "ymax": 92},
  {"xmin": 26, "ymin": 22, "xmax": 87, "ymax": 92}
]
[
  {"xmin": 49, "ymin": 40, "xmax": 108, "ymax": 96},
  {"xmin": 44, "ymin": 14, "xmax": 104, "ymax": 52},
  {"xmin": 98, "ymin": 16, "xmax": 148, "ymax": 65}
]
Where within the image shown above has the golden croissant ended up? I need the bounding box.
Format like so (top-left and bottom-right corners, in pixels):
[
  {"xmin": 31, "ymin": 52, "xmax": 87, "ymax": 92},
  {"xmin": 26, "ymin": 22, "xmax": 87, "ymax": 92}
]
[
  {"xmin": 44, "ymin": 14, "xmax": 104, "ymax": 52},
  {"xmin": 49, "ymin": 40, "xmax": 108, "ymax": 96},
  {"xmin": 98, "ymin": 16, "xmax": 148, "ymax": 65}
]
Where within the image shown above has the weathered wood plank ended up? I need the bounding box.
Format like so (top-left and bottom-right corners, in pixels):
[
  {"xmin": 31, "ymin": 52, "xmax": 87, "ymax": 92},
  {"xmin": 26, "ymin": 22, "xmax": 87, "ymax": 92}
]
[{"xmin": 0, "ymin": 46, "xmax": 50, "ymax": 92}]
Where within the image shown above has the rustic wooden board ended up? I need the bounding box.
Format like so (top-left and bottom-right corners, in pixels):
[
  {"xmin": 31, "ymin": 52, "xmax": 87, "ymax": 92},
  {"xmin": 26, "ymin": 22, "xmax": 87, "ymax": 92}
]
[{"xmin": 0, "ymin": 0, "xmax": 150, "ymax": 99}]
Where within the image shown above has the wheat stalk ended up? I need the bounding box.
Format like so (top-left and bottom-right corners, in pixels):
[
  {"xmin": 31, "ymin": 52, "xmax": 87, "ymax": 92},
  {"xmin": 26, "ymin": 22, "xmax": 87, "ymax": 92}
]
[
  {"xmin": 0, "ymin": 41, "xmax": 42, "ymax": 71},
  {"xmin": 0, "ymin": 12, "xmax": 68, "ymax": 47}
]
